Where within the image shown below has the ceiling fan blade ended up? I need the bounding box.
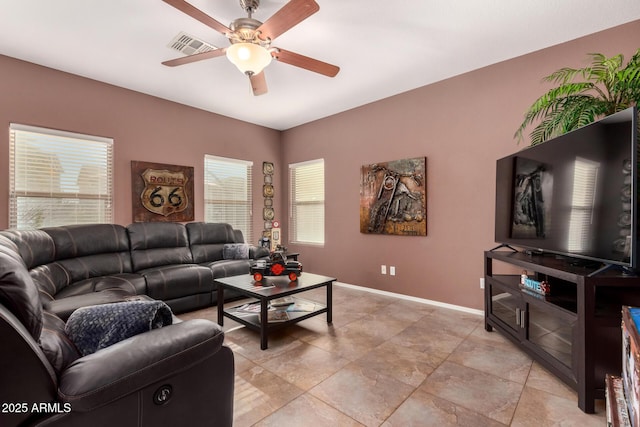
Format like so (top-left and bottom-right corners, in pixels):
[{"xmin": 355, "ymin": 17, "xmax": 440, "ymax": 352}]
[
  {"xmin": 272, "ymin": 48, "xmax": 339, "ymax": 77},
  {"xmin": 250, "ymin": 72, "xmax": 268, "ymax": 96},
  {"xmin": 257, "ymin": 0, "xmax": 319, "ymax": 41},
  {"xmin": 162, "ymin": 48, "xmax": 227, "ymax": 67},
  {"xmin": 163, "ymin": 0, "xmax": 231, "ymax": 35}
]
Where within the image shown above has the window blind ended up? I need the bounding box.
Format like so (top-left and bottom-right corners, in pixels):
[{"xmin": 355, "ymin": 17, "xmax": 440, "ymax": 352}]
[
  {"xmin": 204, "ymin": 155, "xmax": 253, "ymax": 242},
  {"xmin": 289, "ymin": 159, "xmax": 324, "ymax": 245},
  {"xmin": 9, "ymin": 124, "xmax": 114, "ymax": 229}
]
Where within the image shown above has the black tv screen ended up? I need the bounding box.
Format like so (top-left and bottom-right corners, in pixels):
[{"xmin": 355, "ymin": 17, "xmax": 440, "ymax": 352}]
[{"xmin": 495, "ymin": 106, "xmax": 639, "ymax": 269}]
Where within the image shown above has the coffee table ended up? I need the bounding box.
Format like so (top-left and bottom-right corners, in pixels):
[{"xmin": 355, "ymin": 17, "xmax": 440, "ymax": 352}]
[{"xmin": 216, "ymin": 272, "xmax": 335, "ymax": 350}]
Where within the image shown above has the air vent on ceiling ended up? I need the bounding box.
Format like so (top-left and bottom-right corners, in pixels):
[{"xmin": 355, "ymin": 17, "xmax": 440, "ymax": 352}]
[{"xmin": 167, "ymin": 32, "xmax": 218, "ymax": 56}]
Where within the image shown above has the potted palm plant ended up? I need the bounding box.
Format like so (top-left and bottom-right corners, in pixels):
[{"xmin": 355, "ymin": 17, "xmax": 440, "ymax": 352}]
[{"xmin": 515, "ymin": 48, "xmax": 640, "ymax": 146}]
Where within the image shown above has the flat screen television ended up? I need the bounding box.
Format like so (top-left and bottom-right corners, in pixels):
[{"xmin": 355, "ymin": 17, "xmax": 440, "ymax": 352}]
[{"xmin": 495, "ymin": 106, "xmax": 639, "ymax": 271}]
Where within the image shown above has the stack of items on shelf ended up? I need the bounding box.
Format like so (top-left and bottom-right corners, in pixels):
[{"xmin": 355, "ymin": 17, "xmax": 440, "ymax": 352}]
[
  {"xmin": 233, "ymin": 298, "xmax": 318, "ymax": 323},
  {"xmin": 519, "ymin": 271, "xmax": 551, "ymax": 296},
  {"xmin": 606, "ymin": 306, "xmax": 640, "ymax": 426}
]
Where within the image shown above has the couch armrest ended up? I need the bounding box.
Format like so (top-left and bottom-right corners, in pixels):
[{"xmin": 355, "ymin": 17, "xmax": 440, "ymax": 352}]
[{"xmin": 58, "ymin": 319, "xmax": 224, "ymax": 411}]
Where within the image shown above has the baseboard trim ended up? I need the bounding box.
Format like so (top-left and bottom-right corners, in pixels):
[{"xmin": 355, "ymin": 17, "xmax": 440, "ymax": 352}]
[{"xmin": 335, "ymin": 282, "xmax": 484, "ymax": 316}]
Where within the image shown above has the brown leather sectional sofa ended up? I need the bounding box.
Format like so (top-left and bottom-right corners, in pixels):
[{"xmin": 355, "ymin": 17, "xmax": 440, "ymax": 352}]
[
  {"xmin": 0, "ymin": 221, "xmax": 267, "ymax": 426},
  {"xmin": 0, "ymin": 221, "xmax": 269, "ymax": 319}
]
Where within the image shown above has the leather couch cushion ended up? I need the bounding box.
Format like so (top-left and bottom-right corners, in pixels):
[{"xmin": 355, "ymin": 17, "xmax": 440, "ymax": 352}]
[
  {"xmin": 44, "ymin": 224, "xmax": 136, "ymax": 290},
  {"xmin": 128, "ymin": 223, "xmax": 193, "ymax": 271},
  {"xmin": 187, "ymin": 222, "xmax": 238, "ymax": 263},
  {"xmin": 0, "ymin": 229, "xmax": 56, "ymax": 269},
  {"xmin": 56, "ymin": 253, "xmax": 137, "ymax": 286},
  {"xmin": 141, "ymin": 264, "xmax": 214, "ymax": 301},
  {"xmin": 54, "ymin": 273, "xmax": 145, "ymax": 299},
  {"xmin": 43, "ymin": 224, "xmax": 131, "ymax": 259},
  {"xmin": 39, "ymin": 311, "xmax": 80, "ymax": 373},
  {"xmin": 44, "ymin": 289, "xmax": 138, "ymax": 321},
  {"xmin": 206, "ymin": 259, "xmax": 253, "ymax": 279},
  {"xmin": 0, "ymin": 250, "xmax": 43, "ymax": 338},
  {"xmin": 30, "ymin": 263, "xmax": 70, "ymax": 304}
]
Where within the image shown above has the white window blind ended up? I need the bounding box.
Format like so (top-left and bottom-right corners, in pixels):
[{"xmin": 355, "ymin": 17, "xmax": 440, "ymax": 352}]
[
  {"xmin": 289, "ymin": 159, "xmax": 324, "ymax": 245},
  {"xmin": 204, "ymin": 155, "xmax": 253, "ymax": 242},
  {"xmin": 9, "ymin": 124, "xmax": 114, "ymax": 229}
]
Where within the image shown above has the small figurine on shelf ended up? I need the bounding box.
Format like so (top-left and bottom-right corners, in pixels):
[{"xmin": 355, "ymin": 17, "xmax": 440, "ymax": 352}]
[{"xmin": 259, "ymin": 236, "xmax": 270, "ymax": 250}]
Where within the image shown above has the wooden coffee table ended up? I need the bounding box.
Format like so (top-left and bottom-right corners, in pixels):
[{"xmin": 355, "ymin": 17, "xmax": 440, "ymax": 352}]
[{"xmin": 216, "ymin": 272, "xmax": 335, "ymax": 350}]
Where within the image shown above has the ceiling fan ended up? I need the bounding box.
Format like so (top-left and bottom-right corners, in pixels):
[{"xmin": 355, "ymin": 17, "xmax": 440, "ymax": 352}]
[{"xmin": 162, "ymin": 0, "xmax": 340, "ymax": 96}]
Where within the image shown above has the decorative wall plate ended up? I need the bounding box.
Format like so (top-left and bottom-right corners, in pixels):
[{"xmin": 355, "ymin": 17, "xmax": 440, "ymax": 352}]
[
  {"xmin": 263, "ymin": 207, "xmax": 275, "ymax": 220},
  {"xmin": 263, "ymin": 162, "xmax": 274, "ymax": 175},
  {"xmin": 263, "ymin": 184, "xmax": 274, "ymax": 198}
]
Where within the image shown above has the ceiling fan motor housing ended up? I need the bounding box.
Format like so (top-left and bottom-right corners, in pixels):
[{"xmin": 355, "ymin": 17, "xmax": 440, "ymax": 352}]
[{"xmin": 229, "ymin": 18, "xmax": 264, "ymax": 43}]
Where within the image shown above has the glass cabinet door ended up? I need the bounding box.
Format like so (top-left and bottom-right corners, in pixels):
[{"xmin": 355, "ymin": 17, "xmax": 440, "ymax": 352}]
[
  {"xmin": 526, "ymin": 302, "xmax": 575, "ymax": 369},
  {"xmin": 488, "ymin": 282, "xmax": 522, "ymax": 337}
]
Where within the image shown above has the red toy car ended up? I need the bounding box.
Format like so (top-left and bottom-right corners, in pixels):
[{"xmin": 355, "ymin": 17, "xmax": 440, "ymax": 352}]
[{"xmin": 250, "ymin": 251, "xmax": 302, "ymax": 281}]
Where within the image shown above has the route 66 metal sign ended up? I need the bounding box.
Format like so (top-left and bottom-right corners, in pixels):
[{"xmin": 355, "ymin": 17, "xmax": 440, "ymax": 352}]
[
  {"xmin": 141, "ymin": 168, "xmax": 188, "ymax": 216},
  {"xmin": 131, "ymin": 161, "xmax": 194, "ymax": 222}
]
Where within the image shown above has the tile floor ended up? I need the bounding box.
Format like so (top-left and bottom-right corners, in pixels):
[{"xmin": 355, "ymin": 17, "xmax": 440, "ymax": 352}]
[{"xmin": 179, "ymin": 284, "xmax": 607, "ymax": 426}]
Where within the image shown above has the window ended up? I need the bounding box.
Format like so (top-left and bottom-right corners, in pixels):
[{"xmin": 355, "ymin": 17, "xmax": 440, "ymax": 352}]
[
  {"xmin": 289, "ymin": 159, "xmax": 324, "ymax": 245},
  {"xmin": 9, "ymin": 124, "xmax": 114, "ymax": 229},
  {"xmin": 204, "ymin": 155, "xmax": 253, "ymax": 242}
]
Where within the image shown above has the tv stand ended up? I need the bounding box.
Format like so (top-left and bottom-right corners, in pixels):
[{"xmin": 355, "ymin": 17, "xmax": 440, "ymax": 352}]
[{"xmin": 484, "ymin": 250, "xmax": 640, "ymax": 413}]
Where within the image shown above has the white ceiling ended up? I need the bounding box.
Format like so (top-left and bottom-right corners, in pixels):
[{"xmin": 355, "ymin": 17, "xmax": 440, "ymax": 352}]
[{"xmin": 1, "ymin": 0, "xmax": 639, "ymax": 130}]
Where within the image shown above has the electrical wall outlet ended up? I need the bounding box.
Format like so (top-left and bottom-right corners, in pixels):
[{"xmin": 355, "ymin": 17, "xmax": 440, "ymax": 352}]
[
  {"xmin": 390, "ymin": 266, "xmax": 396, "ymax": 276},
  {"xmin": 381, "ymin": 265, "xmax": 387, "ymax": 275},
  {"xmin": 480, "ymin": 278, "xmax": 485, "ymax": 289}
]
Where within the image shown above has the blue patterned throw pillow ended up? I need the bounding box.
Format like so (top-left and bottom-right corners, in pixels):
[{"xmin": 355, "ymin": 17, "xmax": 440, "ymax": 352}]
[
  {"xmin": 223, "ymin": 243, "xmax": 250, "ymax": 260},
  {"xmin": 65, "ymin": 300, "xmax": 173, "ymax": 356}
]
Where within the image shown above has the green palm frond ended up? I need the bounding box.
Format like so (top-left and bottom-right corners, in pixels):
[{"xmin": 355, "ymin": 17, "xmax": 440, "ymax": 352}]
[{"xmin": 515, "ymin": 48, "xmax": 640, "ymax": 145}]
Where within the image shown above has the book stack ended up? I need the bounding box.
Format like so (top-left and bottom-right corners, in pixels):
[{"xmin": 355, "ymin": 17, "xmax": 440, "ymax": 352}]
[
  {"xmin": 233, "ymin": 298, "xmax": 319, "ymax": 323},
  {"xmin": 607, "ymin": 306, "xmax": 640, "ymax": 427}
]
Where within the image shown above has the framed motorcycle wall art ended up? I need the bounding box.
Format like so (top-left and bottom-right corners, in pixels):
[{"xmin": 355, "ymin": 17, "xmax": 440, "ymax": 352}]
[
  {"xmin": 359, "ymin": 157, "xmax": 426, "ymax": 236},
  {"xmin": 131, "ymin": 161, "xmax": 194, "ymax": 222}
]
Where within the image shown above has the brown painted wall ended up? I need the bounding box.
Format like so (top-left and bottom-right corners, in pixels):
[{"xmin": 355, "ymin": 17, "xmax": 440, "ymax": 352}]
[
  {"xmin": 0, "ymin": 54, "xmax": 282, "ymax": 240},
  {"xmin": 281, "ymin": 20, "xmax": 640, "ymax": 310}
]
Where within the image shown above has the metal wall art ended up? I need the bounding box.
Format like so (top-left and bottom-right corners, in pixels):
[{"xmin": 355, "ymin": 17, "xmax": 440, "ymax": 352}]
[
  {"xmin": 262, "ymin": 161, "xmax": 275, "ymax": 243},
  {"xmin": 131, "ymin": 160, "xmax": 194, "ymax": 222},
  {"xmin": 360, "ymin": 157, "xmax": 426, "ymax": 236}
]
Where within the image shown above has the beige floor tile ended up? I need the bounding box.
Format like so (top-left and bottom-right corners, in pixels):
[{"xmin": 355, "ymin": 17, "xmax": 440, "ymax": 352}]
[
  {"xmin": 354, "ymin": 340, "xmax": 439, "ymax": 387},
  {"xmin": 382, "ymin": 388, "xmax": 508, "ymax": 427},
  {"xmin": 525, "ymin": 362, "xmax": 577, "ymax": 400},
  {"xmin": 309, "ymin": 362, "xmax": 415, "ymax": 427},
  {"xmin": 447, "ymin": 335, "xmax": 533, "ymax": 384},
  {"xmin": 233, "ymin": 365, "xmax": 304, "ymax": 427},
  {"xmin": 510, "ymin": 386, "xmax": 605, "ymax": 427},
  {"xmin": 259, "ymin": 340, "xmax": 351, "ymax": 389},
  {"xmin": 306, "ymin": 319, "xmax": 391, "ymax": 361},
  {"xmin": 420, "ymin": 361, "xmax": 523, "ymax": 425},
  {"xmin": 253, "ymin": 394, "xmax": 364, "ymax": 427},
  {"xmin": 388, "ymin": 323, "xmax": 466, "ymax": 360}
]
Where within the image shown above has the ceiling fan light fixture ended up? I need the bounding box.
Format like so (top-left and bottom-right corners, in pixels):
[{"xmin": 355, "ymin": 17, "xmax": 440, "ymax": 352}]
[{"xmin": 226, "ymin": 42, "xmax": 272, "ymax": 75}]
